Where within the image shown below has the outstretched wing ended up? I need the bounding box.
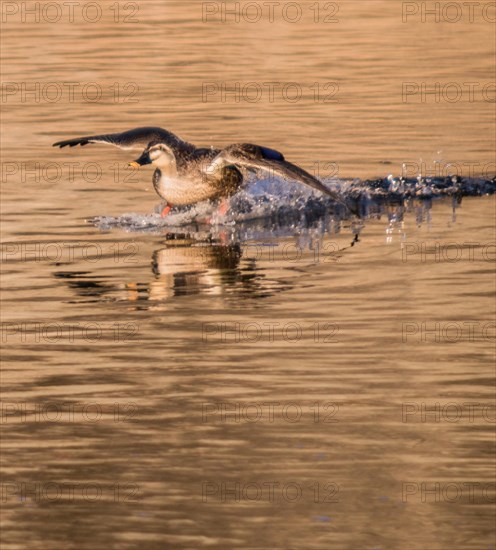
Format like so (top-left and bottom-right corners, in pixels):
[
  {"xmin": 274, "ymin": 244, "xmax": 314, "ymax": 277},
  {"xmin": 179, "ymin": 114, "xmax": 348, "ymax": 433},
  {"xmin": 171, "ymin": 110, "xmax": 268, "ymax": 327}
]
[
  {"xmin": 53, "ymin": 126, "xmax": 195, "ymax": 153},
  {"xmin": 211, "ymin": 143, "xmax": 348, "ymax": 207}
]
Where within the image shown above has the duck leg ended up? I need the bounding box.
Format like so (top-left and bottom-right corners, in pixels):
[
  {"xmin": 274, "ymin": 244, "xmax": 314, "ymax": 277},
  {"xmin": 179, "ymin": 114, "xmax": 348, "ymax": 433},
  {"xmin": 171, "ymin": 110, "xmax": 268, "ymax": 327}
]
[
  {"xmin": 202, "ymin": 198, "xmax": 230, "ymax": 225},
  {"xmin": 160, "ymin": 204, "xmax": 173, "ymax": 217},
  {"xmin": 217, "ymin": 198, "xmax": 230, "ymax": 217}
]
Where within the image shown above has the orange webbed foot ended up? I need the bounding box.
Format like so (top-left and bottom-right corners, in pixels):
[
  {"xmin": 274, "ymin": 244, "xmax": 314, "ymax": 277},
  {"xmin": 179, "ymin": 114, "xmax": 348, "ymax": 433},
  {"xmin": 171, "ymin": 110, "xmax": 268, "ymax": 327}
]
[
  {"xmin": 160, "ymin": 205, "xmax": 172, "ymax": 217},
  {"xmin": 218, "ymin": 198, "xmax": 229, "ymax": 217}
]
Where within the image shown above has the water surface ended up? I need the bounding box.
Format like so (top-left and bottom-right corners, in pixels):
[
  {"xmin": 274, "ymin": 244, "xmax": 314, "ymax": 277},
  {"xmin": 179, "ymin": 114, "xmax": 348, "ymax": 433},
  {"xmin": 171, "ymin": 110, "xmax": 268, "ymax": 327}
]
[{"xmin": 1, "ymin": 1, "xmax": 495, "ymax": 549}]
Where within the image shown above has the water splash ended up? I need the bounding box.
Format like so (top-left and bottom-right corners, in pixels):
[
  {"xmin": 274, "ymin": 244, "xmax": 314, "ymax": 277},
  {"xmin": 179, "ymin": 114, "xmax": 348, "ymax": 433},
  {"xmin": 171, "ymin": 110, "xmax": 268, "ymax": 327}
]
[{"xmin": 91, "ymin": 174, "xmax": 495, "ymax": 237}]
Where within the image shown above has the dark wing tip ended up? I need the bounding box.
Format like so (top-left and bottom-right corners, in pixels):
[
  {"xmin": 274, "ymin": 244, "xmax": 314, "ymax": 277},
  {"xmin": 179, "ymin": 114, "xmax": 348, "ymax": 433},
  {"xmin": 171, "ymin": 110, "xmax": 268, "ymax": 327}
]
[
  {"xmin": 52, "ymin": 138, "xmax": 89, "ymax": 148},
  {"xmin": 236, "ymin": 144, "xmax": 285, "ymax": 161},
  {"xmin": 259, "ymin": 145, "xmax": 285, "ymax": 162}
]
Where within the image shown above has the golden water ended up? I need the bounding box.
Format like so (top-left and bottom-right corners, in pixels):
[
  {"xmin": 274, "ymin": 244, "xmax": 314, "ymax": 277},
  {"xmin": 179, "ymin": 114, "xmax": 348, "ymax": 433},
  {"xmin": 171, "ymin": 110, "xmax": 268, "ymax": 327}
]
[{"xmin": 1, "ymin": 1, "xmax": 495, "ymax": 549}]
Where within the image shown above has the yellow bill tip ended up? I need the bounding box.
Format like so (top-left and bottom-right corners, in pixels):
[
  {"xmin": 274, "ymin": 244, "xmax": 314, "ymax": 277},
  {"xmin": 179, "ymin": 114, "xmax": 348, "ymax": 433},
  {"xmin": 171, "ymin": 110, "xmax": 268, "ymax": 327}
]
[{"xmin": 128, "ymin": 161, "xmax": 140, "ymax": 169}]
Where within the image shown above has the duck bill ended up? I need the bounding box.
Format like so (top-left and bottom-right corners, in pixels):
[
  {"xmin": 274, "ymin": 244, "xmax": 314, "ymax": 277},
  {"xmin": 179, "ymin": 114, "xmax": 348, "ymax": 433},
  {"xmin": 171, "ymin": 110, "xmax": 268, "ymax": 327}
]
[{"xmin": 128, "ymin": 152, "xmax": 152, "ymax": 168}]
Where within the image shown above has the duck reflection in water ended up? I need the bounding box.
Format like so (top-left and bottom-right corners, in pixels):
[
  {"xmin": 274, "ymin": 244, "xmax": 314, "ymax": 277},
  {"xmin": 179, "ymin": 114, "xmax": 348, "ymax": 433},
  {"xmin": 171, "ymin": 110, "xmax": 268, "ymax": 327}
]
[
  {"xmin": 55, "ymin": 240, "xmax": 296, "ymax": 305},
  {"xmin": 60, "ymin": 193, "xmax": 460, "ymax": 305},
  {"xmin": 55, "ymin": 199, "xmax": 452, "ymax": 306},
  {"xmin": 142, "ymin": 241, "xmax": 292, "ymax": 301},
  {"xmin": 55, "ymin": 208, "xmax": 363, "ymax": 306}
]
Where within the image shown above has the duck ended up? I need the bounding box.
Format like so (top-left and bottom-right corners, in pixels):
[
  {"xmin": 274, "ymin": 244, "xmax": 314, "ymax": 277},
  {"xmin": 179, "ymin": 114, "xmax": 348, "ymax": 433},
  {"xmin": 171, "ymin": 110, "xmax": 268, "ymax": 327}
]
[{"xmin": 53, "ymin": 126, "xmax": 352, "ymax": 216}]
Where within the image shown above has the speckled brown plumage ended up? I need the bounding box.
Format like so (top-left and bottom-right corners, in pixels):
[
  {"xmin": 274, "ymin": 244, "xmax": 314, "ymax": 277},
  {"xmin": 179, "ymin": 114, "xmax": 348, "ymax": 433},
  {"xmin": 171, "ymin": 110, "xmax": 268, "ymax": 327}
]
[{"xmin": 53, "ymin": 126, "xmax": 350, "ymax": 211}]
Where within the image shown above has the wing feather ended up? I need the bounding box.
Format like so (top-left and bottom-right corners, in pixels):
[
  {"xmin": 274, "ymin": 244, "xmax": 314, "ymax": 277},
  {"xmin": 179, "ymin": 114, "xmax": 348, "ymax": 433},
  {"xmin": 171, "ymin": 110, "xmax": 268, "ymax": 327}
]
[
  {"xmin": 53, "ymin": 127, "xmax": 195, "ymax": 153},
  {"xmin": 212, "ymin": 143, "xmax": 350, "ymax": 209}
]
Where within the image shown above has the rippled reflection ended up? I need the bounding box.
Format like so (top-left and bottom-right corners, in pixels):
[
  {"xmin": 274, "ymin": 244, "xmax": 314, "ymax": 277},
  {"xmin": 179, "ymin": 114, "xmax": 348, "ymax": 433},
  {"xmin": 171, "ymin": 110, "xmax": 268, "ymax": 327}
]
[
  {"xmin": 2, "ymin": 0, "xmax": 495, "ymax": 547},
  {"xmin": 53, "ymin": 200, "xmax": 372, "ymax": 306}
]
